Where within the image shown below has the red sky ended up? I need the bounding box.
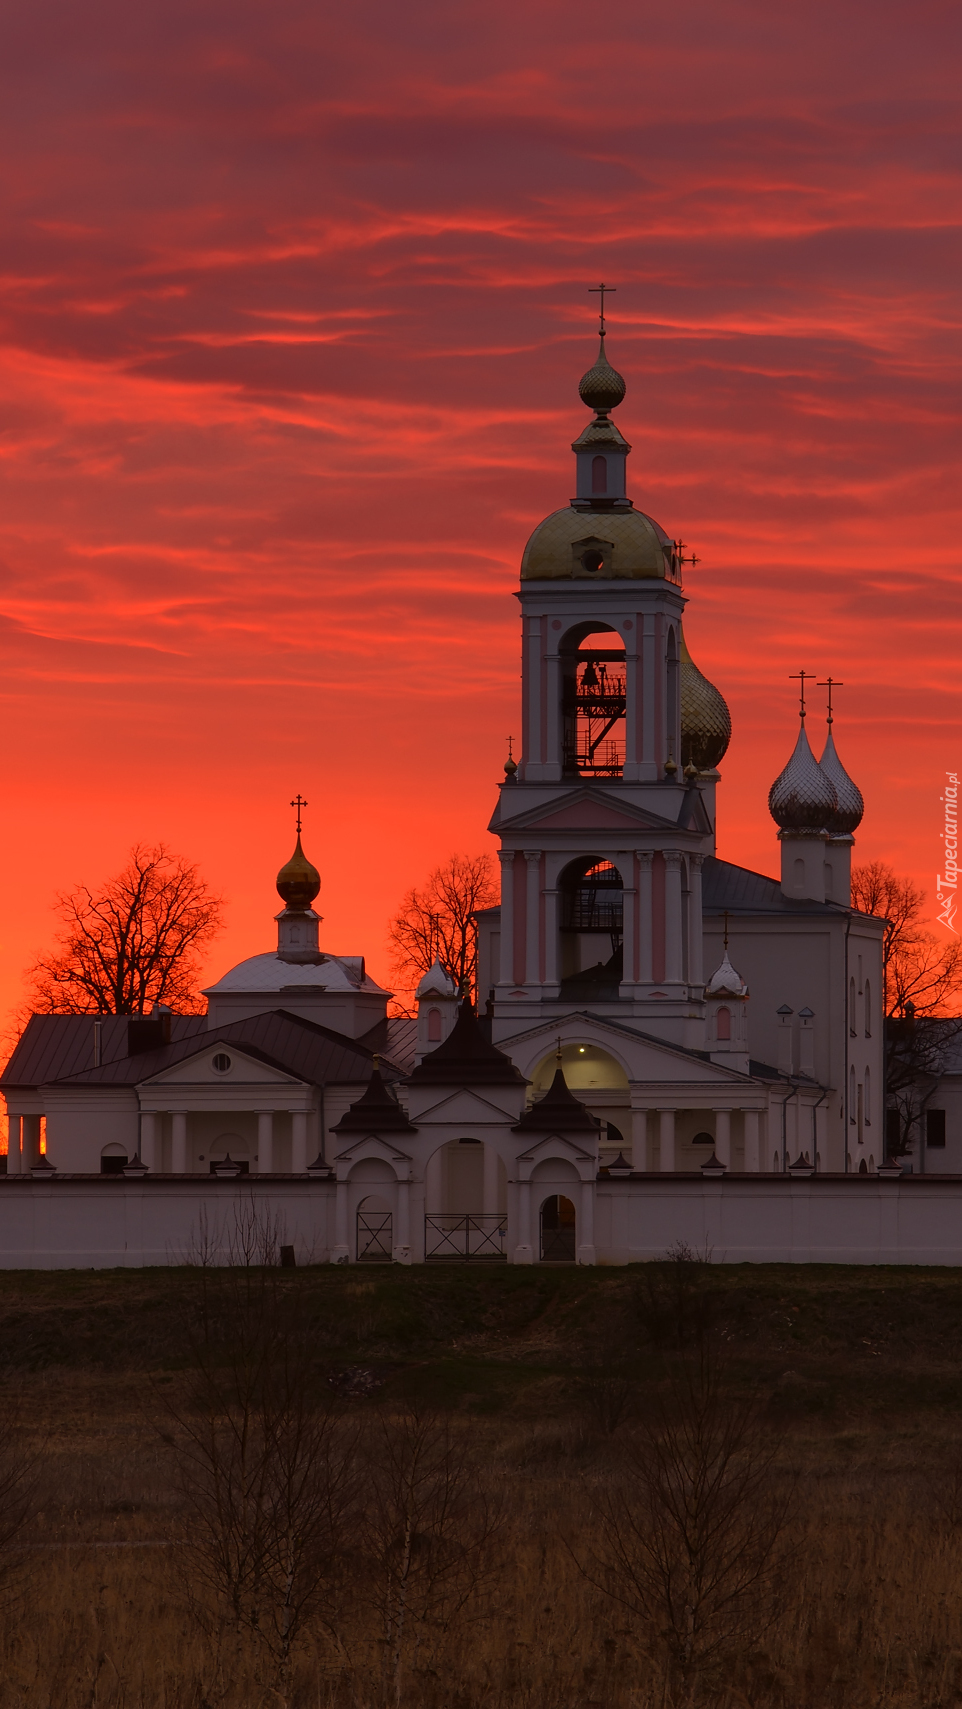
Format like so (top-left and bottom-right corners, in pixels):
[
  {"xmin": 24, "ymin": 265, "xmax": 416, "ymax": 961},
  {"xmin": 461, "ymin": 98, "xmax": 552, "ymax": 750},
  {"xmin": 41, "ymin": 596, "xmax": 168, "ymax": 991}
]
[{"xmin": 0, "ymin": 0, "xmax": 960, "ymax": 1019}]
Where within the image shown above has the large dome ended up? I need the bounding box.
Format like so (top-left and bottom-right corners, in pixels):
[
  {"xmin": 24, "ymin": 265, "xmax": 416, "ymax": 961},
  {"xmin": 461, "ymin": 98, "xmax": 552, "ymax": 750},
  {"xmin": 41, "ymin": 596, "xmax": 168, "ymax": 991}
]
[
  {"xmin": 680, "ymin": 631, "xmax": 731, "ymax": 771},
  {"xmin": 520, "ymin": 506, "xmax": 674, "ymax": 581}
]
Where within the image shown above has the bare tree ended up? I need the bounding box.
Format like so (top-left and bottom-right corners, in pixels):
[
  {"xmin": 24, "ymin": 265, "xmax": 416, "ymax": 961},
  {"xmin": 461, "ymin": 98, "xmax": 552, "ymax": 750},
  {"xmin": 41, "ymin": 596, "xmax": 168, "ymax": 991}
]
[
  {"xmin": 576, "ymin": 1340, "xmax": 792, "ymax": 1700},
  {"xmin": 0, "ymin": 1399, "xmax": 37, "ymax": 1609},
  {"xmin": 25, "ymin": 842, "xmax": 224, "ymax": 1016},
  {"xmin": 360, "ymin": 1400, "xmax": 502, "ymax": 1709},
  {"xmin": 852, "ymin": 862, "xmax": 962, "ymax": 1159},
  {"xmin": 388, "ymin": 853, "xmax": 498, "ymax": 1005},
  {"xmin": 161, "ymin": 1266, "xmax": 359, "ymax": 1702}
]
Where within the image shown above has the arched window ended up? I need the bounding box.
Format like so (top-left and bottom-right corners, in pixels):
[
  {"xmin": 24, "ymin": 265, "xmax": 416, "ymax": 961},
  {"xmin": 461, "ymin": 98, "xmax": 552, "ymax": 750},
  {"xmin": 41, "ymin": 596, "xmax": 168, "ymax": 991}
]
[
  {"xmin": 427, "ymin": 1007, "xmax": 442, "ymax": 1042},
  {"xmin": 864, "ymin": 980, "xmax": 872, "ymax": 1036},
  {"xmin": 591, "ymin": 455, "xmax": 607, "ymax": 494},
  {"xmin": 559, "ymin": 857, "xmax": 624, "ymax": 997},
  {"xmin": 865, "ymin": 1066, "xmax": 871, "ymax": 1123},
  {"xmin": 716, "ymin": 1006, "xmax": 731, "ymax": 1041},
  {"xmin": 849, "ymin": 977, "xmax": 857, "ymax": 1036}
]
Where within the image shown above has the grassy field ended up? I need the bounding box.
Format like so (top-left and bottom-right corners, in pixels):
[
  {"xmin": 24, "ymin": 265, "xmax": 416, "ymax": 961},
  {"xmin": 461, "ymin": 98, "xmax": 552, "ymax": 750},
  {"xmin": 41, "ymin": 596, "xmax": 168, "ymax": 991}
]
[{"xmin": 3, "ymin": 1262, "xmax": 962, "ymax": 1708}]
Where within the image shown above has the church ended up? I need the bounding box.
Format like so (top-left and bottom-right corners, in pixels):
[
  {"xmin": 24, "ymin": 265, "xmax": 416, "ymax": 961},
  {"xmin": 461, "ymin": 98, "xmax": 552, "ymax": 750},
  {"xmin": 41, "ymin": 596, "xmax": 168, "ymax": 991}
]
[{"xmin": 4, "ymin": 316, "xmax": 932, "ymax": 1272}]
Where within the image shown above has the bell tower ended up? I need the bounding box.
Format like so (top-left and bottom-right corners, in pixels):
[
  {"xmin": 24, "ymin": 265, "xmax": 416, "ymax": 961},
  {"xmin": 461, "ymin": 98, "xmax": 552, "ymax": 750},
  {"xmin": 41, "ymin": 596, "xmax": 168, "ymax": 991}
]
[{"xmin": 489, "ymin": 297, "xmax": 731, "ymax": 1049}]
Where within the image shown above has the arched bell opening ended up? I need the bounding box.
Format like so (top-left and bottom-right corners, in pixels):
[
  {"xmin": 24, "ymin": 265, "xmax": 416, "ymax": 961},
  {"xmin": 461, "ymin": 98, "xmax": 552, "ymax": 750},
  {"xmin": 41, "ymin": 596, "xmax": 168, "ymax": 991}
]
[
  {"xmin": 356, "ymin": 1193, "xmax": 393, "ymax": 1263},
  {"xmin": 539, "ymin": 1194, "xmax": 576, "ymax": 1263},
  {"xmin": 560, "ymin": 623, "xmax": 626, "ymax": 779},
  {"xmin": 558, "ymin": 857, "xmax": 624, "ymax": 999}
]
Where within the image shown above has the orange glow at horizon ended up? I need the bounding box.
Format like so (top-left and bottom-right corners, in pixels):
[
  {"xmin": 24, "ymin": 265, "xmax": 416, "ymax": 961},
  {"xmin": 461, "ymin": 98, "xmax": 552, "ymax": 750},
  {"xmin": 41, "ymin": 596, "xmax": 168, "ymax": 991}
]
[{"xmin": 0, "ymin": 0, "xmax": 960, "ymax": 1034}]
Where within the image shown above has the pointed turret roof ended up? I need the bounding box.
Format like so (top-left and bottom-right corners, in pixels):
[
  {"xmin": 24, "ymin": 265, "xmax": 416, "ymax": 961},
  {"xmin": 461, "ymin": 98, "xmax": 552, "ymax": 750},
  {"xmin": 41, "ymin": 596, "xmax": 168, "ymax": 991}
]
[
  {"xmin": 332, "ymin": 1065, "xmax": 417, "ymax": 1133},
  {"xmin": 512, "ymin": 1066, "xmax": 600, "ymax": 1136},
  {"xmin": 818, "ymin": 730, "xmax": 864, "ymax": 836},
  {"xmin": 415, "ymin": 959, "xmax": 458, "ymax": 1000},
  {"xmin": 404, "ymin": 999, "xmax": 526, "ymax": 1087},
  {"xmin": 705, "ymin": 949, "xmax": 748, "ymax": 999},
  {"xmin": 768, "ymin": 725, "xmax": 837, "ymax": 833}
]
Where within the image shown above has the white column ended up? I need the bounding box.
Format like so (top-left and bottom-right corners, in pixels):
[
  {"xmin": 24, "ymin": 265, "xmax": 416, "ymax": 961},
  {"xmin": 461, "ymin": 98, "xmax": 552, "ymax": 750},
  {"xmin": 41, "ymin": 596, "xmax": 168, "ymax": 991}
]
[
  {"xmin": 335, "ymin": 1178, "xmax": 349, "ymax": 1251},
  {"xmin": 498, "ymin": 851, "xmax": 515, "ymax": 985},
  {"xmin": 545, "ymin": 649, "xmax": 563, "ymax": 780},
  {"xmin": 630, "ymin": 1106, "xmax": 648, "ymax": 1172},
  {"xmin": 714, "ymin": 1108, "xmax": 731, "ymax": 1169},
  {"xmin": 291, "ymin": 1110, "xmax": 309, "ymax": 1173},
  {"xmin": 171, "ymin": 1111, "xmax": 188, "ymax": 1174},
  {"xmin": 689, "ymin": 855, "xmax": 704, "ymax": 986},
  {"xmin": 425, "ymin": 1148, "xmax": 442, "ymax": 1212},
  {"xmin": 6, "ymin": 1115, "xmax": 20, "ymax": 1176},
  {"xmin": 744, "ymin": 1109, "xmax": 761, "ymax": 1173},
  {"xmin": 621, "ymin": 884, "xmax": 638, "ymax": 983},
  {"xmin": 578, "ymin": 1178, "xmax": 596, "ymax": 1264},
  {"xmin": 659, "ymin": 1108, "xmax": 676, "ymax": 1172},
  {"xmin": 22, "ymin": 1115, "xmax": 41, "ymax": 1170},
  {"xmin": 396, "ymin": 1179, "xmax": 411, "ymax": 1256},
  {"xmin": 140, "ymin": 1111, "xmax": 156, "ymax": 1171},
  {"xmin": 514, "ymin": 1178, "xmax": 533, "ymax": 1263},
  {"xmin": 483, "ymin": 1143, "xmax": 500, "ymax": 1215},
  {"xmin": 525, "ymin": 850, "xmax": 541, "ymax": 985},
  {"xmin": 664, "ymin": 852, "xmax": 684, "ymax": 985},
  {"xmin": 637, "ymin": 853, "xmax": 653, "ymax": 983},
  {"xmin": 543, "ymin": 887, "xmax": 560, "ymax": 988},
  {"xmin": 257, "ymin": 1110, "xmax": 274, "ymax": 1173}
]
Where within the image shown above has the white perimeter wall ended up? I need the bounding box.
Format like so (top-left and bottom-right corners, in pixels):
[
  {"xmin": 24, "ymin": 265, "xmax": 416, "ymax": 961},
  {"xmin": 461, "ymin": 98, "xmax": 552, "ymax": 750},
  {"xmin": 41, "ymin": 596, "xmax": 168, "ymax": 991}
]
[{"xmin": 4, "ymin": 1177, "xmax": 962, "ymax": 1268}]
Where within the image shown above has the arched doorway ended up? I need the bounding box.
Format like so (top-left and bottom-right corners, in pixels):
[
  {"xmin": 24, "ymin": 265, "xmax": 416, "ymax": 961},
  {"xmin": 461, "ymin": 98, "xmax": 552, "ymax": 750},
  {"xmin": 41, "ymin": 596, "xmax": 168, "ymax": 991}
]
[
  {"xmin": 540, "ymin": 1194, "xmax": 576, "ymax": 1262},
  {"xmin": 357, "ymin": 1194, "xmax": 393, "ymax": 1262}
]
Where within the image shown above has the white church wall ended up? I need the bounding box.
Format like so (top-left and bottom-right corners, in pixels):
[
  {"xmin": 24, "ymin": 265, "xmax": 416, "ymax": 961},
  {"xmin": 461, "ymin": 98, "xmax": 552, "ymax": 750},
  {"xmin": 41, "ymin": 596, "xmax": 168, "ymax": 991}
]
[
  {"xmin": 8, "ymin": 1175, "xmax": 962, "ymax": 1268},
  {"xmin": 44, "ymin": 1091, "xmax": 140, "ymax": 1172}
]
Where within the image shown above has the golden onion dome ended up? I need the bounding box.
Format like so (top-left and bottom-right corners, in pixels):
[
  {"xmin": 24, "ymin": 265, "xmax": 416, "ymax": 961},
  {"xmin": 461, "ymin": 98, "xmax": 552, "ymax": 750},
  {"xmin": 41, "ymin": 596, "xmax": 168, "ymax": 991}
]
[
  {"xmin": 521, "ymin": 506, "xmax": 674, "ymax": 581},
  {"xmin": 578, "ymin": 336, "xmax": 627, "ymax": 413},
  {"xmin": 680, "ymin": 630, "xmax": 732, "ymax": 771},
  {"xmin": 276, "ymin": 834, "xmax": 321, "ymax": 910}
]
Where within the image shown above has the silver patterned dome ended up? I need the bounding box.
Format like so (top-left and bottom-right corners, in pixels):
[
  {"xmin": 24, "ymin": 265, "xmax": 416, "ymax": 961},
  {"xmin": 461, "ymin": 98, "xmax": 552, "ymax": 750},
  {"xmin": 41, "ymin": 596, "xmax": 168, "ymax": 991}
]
[
  {"xmin": 768, "ymin": 726, "xmax": 837, "ymax": 832},
  {"xmin": 818, "ymin": 730, "xmax": 864, "ymax": 836}
]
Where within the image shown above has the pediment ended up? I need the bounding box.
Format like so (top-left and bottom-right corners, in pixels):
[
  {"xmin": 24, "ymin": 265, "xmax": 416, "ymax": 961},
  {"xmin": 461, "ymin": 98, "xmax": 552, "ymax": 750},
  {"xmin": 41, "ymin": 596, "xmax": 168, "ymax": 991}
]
[
  {"xmin": 334, "ymin": 1135, "xmax": 411, "ymax": 1166},
  {"xmin": 517, "ymin": 1133, "xmax": 596, "ymax": 1165},
  {"xmin": 502, "ymin": 788, "xmax": 675, "ymax": 835},
  {"xmin": 505, "ymin": 1013, "xmax": 755, "ymax": 1085},
  {"xmin": 404, "ymin": 1087, "xmax": 522, "ymax": 1126},
  {"xmin": 140, "ymin": 1044, "xmax": 303, "ymax": 1089}
]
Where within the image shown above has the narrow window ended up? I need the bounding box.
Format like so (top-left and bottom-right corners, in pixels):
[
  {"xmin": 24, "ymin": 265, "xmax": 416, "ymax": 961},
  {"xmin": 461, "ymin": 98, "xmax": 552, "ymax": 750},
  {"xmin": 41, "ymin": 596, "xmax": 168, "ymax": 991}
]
[
  {"xmin": 849, "ymin": 1066, "xmax": 856, "ymax": 1124},
  {"xmin": 716, "ymin": 1006, "xmax": 731, "ymax": 1041},
  {"xmin": 864, "ymin": 979, "xmax": 871, "ymax": 1036},
  {"xmin": 864, "ymin": 1066, "xmax": 871, "ymax": 1124},
  {"xmin": 926, "ymin": 1109, "xmax": 947, "ymax": 1149},
  {"xmin": 591, "ymin": 455, "xmax": 607, "ymax": 494},
  {"xmin": 849, "ymin": 977, "xmax": 857, "ymax": 1037},
  {"xmin": 427, "ymin": 1007, "xmax": 442, "ymax": 1042}
]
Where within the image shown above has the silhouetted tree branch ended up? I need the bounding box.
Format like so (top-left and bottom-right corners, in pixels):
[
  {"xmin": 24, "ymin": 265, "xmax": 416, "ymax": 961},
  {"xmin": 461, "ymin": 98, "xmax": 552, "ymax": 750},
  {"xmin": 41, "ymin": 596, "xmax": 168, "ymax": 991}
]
[
  {"xmin": 388, "ymin": 853, "xmax": 497, "ymax": 1005},
  {"xmin": 25, "ymin": 842, "xmax": 223, "ymax": 1016}
]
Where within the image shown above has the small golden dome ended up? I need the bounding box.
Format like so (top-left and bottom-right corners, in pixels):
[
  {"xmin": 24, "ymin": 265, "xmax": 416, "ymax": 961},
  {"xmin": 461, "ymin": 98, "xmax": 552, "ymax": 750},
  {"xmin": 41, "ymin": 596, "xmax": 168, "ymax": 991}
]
[
  {"xmin": 578, "ymin": 337, "xmax": 627, "ymax": 413},
  {"xmin": 680, "ymin": 631, "xmax": 732, "ymax": 771},
  {"xmin": 276, "ymin": 835, "xmax": 321, "ymax": 910},
  {"xmin": 521, "ymin": 506, "xmax": 673, "ymax": 581}
]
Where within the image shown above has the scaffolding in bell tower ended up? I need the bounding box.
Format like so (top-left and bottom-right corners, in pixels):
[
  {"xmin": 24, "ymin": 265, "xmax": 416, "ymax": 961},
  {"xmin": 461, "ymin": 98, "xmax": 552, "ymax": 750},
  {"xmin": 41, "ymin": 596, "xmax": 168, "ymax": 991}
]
[{"xmin": 562, "ymin": 643, "xmax": 627, "ymax": 778}]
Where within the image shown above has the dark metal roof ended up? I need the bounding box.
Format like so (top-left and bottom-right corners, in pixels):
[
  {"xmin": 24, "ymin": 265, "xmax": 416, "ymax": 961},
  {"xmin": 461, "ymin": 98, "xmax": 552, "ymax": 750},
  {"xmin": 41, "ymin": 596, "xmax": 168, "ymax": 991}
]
[
  {"xmin": 5, "ymin": 1010, "xmax": 376, "ymax": 1091},
  {"xmin": 1, "ymin": 1014, "xmax": 206, "ymax": 1090},
  {"xmin": 333, "ymin": 1067, "xmax": 417, "ymax": 1134},
  {"xmin": 359, "ymin": 1015, "xmax": 418, "ymax": 1075},
  {"xmin": 405, "ymin": 1000, "xmax": 526, "ymax": 1087},
  {"xmin": 702, "ymin": 856, "xmax": 846, "ymax": 917},
  {"xmin": 513, "ymin": 1067, "xmax": 599, "ymax": 1136}
]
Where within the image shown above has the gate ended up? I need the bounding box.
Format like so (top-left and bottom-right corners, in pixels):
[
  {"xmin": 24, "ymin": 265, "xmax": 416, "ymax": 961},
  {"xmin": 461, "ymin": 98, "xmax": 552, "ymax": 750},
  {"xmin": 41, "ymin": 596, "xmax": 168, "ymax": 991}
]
[
  {"xmin": 424, "ymin": 1214, "xmax": 507, "ymax": 1262},
  {"xmin": 356, "ymin": 1209, "xmax": 392, "ymax": 1262}
]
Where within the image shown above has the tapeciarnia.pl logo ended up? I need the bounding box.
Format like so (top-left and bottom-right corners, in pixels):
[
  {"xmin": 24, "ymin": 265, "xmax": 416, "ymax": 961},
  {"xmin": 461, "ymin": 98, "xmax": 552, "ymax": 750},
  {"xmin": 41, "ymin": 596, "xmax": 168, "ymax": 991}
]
[{"xmin": 937, "ymin": 771, "xmax": 959, "ymax": 933}]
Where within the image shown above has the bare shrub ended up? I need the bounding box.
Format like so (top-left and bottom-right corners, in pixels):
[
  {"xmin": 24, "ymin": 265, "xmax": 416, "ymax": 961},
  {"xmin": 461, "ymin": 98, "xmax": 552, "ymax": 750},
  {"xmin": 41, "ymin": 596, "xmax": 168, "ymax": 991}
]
[
  {"xmin": 160, "ymin": 1267, "xmax": 359, "ymax": 1701},
  {"xmin": 577, "ymin": 1339, "xmax": 793, "ymax": 1699},
  {"xmin": 573, "ymin": 1302, "xmax": 639, "ymax": 1435},
  {"xmin": 360, "ymin": 1398, "xmax": 504, "ymax": 1709},
  {"xmin": 633, "ymin": 1242, "xmax": 716, "ymax": 1352}
]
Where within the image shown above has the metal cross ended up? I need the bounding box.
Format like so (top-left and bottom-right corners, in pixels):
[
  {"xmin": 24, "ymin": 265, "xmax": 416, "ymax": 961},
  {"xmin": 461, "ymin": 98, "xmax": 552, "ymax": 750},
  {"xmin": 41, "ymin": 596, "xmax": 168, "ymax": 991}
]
[
  {"xmin": 817, "ymin": 676, "xmax": 844, "ymax": 728},
  {"xmin": 674, "ymin": 538, "xmax": 701, "ymax": 568},
  {"xmin": 290, "ymin": 794, "xmax": 308, "ymax": 833},
  {"xmin": 788, "ymin": 670, "xmax": 813, "ymax": 723},
  {"xmin": 723, "ymin": 909, "xmax": 730, "ymax": 950},
  {"xmin": 589, "ymin": 282, "xmax": 616, "ymax": 335}
]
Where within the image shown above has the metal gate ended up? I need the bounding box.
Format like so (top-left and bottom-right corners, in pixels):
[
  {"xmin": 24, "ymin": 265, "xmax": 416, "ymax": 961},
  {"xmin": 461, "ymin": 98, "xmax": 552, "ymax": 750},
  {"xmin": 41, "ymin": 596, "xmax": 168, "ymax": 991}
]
[
  {"xmin": 424, "ymin": 1214, "xmax": 507, "ymax": 1262},
  {"xmin": 539, "ymin": 1196, "xmax": 576, "ymax": 1262},
  {"xmin": 357, "ymin": 1209, "xmax": 392, "ymax": 1263}
]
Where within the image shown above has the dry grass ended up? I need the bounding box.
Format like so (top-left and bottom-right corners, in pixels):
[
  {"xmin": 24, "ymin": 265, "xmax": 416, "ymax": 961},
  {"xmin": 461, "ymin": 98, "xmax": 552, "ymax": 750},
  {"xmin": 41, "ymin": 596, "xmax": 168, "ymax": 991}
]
[{"xmin": 2, "ymin": 1373, "xmax": 962, "ymax": 1709}]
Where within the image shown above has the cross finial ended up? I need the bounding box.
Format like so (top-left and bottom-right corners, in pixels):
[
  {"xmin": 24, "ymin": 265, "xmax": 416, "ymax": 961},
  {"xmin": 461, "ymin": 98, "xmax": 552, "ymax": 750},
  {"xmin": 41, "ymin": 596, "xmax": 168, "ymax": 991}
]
[
  {"xmin": 556, "ymin": 1036, "xmax": 563, "ymax": 1063},
  {"xmin": 723, "ymin": 909, "xmax": 730, "ymax": 950},
  {"xmin": 589, "ymin": 282, "xmax": 616, "ymax": 337},
  {"xmin": 290, "ymin": 793, "xmax": 308, "ymax": 834},
  {"xmin": 817, "ymin": 676, "xmax": 844, "ymax": 728},
  {"xmin": 788, "ymin": 670, "xmax": 813, "ymax": 723}
]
